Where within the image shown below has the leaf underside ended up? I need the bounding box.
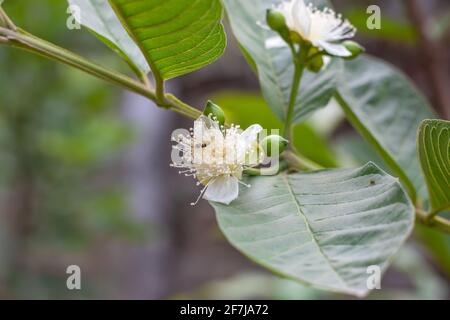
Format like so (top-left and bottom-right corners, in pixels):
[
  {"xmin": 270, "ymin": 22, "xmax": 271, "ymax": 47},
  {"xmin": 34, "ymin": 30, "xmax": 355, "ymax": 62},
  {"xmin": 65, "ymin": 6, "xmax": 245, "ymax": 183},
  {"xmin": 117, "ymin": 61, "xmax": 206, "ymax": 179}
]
[
  {"xmin": 212, "ymin": 163, "xmax": 414, "ymax": 296},
  {"xmin": 337, "ymin": 56, "xmax": 436, "ymax": 203},
  {"xmin": 68, "ymin": 0, "xmax": 150, "ymax": 74},
  {"xmin": 109, "ymin": 0, "xmax": 226, "ymax": 80},
  {"xmin": 418, "ymin": 119, "xmax": 450, "ymax": 213}
]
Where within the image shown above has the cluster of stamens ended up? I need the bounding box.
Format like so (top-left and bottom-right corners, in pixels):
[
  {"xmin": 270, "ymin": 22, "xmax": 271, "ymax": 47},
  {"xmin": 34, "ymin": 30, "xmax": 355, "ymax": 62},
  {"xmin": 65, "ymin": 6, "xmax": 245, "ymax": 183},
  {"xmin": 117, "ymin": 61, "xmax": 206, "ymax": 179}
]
[
  {"xmin": 171, "ymin": 116, "xmax": 263, "ymax": 205},
  {"xmin": 307, "ymin": 5, "xmax": 356, "ymax": 42}
]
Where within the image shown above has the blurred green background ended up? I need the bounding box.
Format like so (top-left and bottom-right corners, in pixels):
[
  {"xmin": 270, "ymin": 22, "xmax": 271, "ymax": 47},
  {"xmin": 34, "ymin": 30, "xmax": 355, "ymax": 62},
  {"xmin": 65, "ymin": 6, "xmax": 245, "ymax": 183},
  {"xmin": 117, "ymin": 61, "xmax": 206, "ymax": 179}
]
[{"xmin": 0, "ymin": 0, "xmax": 449, "ymax": 299}]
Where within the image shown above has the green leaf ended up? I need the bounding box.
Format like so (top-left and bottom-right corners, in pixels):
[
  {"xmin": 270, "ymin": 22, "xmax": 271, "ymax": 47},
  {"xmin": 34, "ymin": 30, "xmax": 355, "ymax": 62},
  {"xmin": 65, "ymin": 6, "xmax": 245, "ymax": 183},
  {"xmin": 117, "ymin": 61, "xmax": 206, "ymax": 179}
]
[
  {"xmin": 222, "ymin": 0, "xmax": 341, "ymax": 123},
  {"xmin": 335, "ymin": 134, "xmax": 388, "ymax": 171},
  {"xmin": 345, "ymin": 8, "xmax": 417, "ymax": 45},
  {"xmin": 416, "ymin": 225, "xmax": 450, "ymax": 278},
  {"xmin": 108, "ymin": 0, "xmax": 226, "ymax": 80},
  {"xmin": 68, "ymin": 0, "xmax": 150, "ymax": 74},
  {"xmin": 417, "ymin": 119, "xmax": 450, "ymax": 213},
  {"xmin": 211, "ymin": 163, "xmax": 414, "ymax": 297},
  {"xmin": 336, "ymin": 56, "xmax": 437, "ymax": 204}
]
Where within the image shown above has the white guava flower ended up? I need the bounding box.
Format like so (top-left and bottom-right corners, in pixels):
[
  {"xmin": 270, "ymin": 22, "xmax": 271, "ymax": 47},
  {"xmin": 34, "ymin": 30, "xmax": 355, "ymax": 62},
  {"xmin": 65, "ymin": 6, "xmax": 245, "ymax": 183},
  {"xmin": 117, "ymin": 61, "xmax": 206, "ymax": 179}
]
[
  {"xmin": 277, "ymin": 0, "xmax": 356, "ymax": 57},
  {"xmin": 171, "ymin": 116, "xmax": 263, "ymax": 206}
]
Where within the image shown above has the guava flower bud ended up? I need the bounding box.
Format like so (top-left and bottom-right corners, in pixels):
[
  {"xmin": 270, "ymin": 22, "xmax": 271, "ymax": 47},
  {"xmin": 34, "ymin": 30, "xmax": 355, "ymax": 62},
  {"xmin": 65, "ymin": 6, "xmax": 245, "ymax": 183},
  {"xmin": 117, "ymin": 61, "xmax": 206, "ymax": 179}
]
[
  {"xmin": 260, "ymin": 135, "xmax": 289, "ymax": 157},
  {"xmin": 306, "ymin": 49, "xmax": 325, "ymax": 72},
  {"xmin": 203, "ymin": 100, "xmax": 225, "ymax": 126},
  {"xmin": 342, "ymin": 40, "xmax": 365, "ymax": 59},
  {"xmin": 267, "ymin": 9, "xmax": 287, "ymax": 32},
  {"xmin": 266, "ymin": 9, "xmax": 293, "ymax": 45}
]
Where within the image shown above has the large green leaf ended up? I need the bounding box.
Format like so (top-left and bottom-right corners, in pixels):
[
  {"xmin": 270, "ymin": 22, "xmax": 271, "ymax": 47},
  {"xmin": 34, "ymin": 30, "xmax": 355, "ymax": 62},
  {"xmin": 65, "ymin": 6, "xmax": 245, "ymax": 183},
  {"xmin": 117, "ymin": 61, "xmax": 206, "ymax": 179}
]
[
  {"xmin": 222, "ymin": 0, "xmax": 341, "ymax": 123},
  {"xmin": 108, "ymin": 0, "xmax": 226, "ymax": 80},
  {"xmin": 67, "ymin": 0, "xmax": 150, "ymax": 74},
  {"xmin": 336, "ymin": 56, "xmax": 437, "ymax": 204},
  {"xmin": 212, "ymin": 163, "xmax": 414, "ymax": 296},
  {"xmin": 417, "ymin": 119, "xmax": 450, "ymax": 213}
]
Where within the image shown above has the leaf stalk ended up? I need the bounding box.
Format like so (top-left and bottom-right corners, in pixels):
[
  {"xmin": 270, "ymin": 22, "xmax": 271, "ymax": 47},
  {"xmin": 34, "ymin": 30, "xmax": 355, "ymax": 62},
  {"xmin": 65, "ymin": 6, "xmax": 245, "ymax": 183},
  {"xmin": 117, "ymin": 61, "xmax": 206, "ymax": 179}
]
[{"xmin": 0, "ymin": 26, "xmax": 201, "ymax": 120}]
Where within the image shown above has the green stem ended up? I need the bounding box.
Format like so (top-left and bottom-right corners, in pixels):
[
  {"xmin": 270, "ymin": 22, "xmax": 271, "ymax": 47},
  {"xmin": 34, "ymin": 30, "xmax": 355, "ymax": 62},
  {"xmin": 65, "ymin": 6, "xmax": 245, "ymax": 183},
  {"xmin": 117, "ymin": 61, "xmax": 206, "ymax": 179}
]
[
  {"xmin": 282, "ymin": 150, "xmax": 323, "ymax": 171},
  {"xmin": 426, "ymin": 204, "xmax": 450, "ymax": 222},
  {"xmin": 244, "ymin": 160, "xmax": 289, "ymax": 176},
  {"xmin": 137, "ymin": 71, "xmax": 152, "ymax": 89},
  {"xmin": 283, "ymin": 61, "xmax": 304, "ymax": 139},
  {"xmin": 165, "ymin": 94, "xmax": 203, "ymax": 120},
  {"xmin": 416, "ymin": 208, "xmax": 450, "ymax": 234},
  {"xmin": 0, "ymin": 7, "xmax": 16, "ymax": 30},
  {"xmin": 0, "ymin": 26, "xmax": 201, "ymax": 120},
  {"xmin": 155, "ymin": 74, "xmax": 166, "ymax": 105},
  {"xmin": 282, "ymin": 43, "xmax": 309, "ymax": 140}
]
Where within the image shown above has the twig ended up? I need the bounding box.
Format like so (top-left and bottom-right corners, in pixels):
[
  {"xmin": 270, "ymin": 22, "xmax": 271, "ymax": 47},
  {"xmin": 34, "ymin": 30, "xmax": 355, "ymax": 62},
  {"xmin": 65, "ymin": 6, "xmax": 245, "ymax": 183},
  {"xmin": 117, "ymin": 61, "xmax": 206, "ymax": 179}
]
[
  {"xmin": 0, "ymin": 26, "xmax": 201, "ymax": 120},
  {"xmin": 416, "ymin": 207, "xmax": 450, "ymax": 234},
  {"xmin": 282, "ymin": 150, "xmax": 323, "ymax": 171}
]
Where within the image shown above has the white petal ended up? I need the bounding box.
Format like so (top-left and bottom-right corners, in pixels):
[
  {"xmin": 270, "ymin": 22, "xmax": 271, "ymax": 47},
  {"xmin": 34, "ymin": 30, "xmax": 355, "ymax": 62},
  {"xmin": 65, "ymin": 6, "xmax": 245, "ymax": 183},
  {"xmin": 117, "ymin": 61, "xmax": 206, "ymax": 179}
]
[
  {"xmin": 240, "ymin": 124, "xmax": 263, "ymax": 145},
  {"xmin": 199, "ymin": 114, "xmax": 221, "ymax": 130},
  {"xmin": 265, "ymin": 36, "xmax": 287, "ymax": 49},
  {"xmin": 237, "ymin": 124, "xmax": 262, "ymax": 164},
  {"xmin": 279, "ymin": 2, "xmax": 295, "ymax": 30},
  {"xmin": 292, "ymin": 0, "xmax": 311, "ymax": 37},
  {"xmin": 203, "ymin": 176, "xmax": 239, "ymax": 205},
  {"xmin": 322, "ymin": 55, "xmax": 331, "ymax": 68},
  {"xmin": 314, "ymin": 40, "xmax": 352, "ymax": 57}
]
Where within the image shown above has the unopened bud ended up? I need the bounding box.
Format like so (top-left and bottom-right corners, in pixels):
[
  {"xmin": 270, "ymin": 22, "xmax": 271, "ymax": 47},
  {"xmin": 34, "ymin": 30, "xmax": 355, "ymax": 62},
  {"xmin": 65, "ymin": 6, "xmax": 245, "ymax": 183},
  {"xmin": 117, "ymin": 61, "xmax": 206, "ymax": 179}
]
[
  {"xmin": 306, "ymin": 48, "xmax": 324, "ymax": 72},
  {"xmin": 266, "ymin": 9, "xmax": 292, "ymax": 44},
  {"xmin": 260, "ymin": 135, "xmax": 289, "ymax": 157},
  {"xmin": 266, "ymin": 9, "xmax": 286, "ymax": 32},
  {"xmin": 203, "ymin": 100, "xmax": 225, "ymax": 126},
  {"xmin": 343, "ymin": 41, "xmax": 364, "ymax": 59}
]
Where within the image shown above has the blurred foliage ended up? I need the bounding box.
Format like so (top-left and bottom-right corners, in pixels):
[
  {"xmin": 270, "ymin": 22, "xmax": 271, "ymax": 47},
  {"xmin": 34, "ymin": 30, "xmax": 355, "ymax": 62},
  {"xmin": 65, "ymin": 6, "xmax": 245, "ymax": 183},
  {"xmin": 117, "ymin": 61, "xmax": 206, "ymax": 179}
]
[
  {"xmin": 430, "ymin": 11, "xmax": 450, "ymax": 40},
  {"xmin": 175, "ymin": 243, "xmax": 448, "ymax": 300},
  {"xmin": 344, "ymin": 5, "xmax": 450, "ymax": 44},
  {"xmin": 344, "ymin": 7, "xmax": 417, "ymax": 44},
  {"xmin": 0, "ymin": 0, "xmax": 146, "ymax": 298},
  {"xmin": 173, "ymin": 272, "xmax": 323, "ymax": 300},
  {"xmin": 416, "ymin": 226, "xmax": 450, "ymax": 279}
]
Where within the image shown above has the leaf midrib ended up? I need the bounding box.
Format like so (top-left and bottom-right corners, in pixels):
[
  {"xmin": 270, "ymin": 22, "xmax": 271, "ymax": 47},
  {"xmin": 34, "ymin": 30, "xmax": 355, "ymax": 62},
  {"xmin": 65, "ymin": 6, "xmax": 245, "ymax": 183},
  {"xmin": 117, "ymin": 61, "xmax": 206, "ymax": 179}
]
[
  {"xmin": 282, "ymin": 173, "xmax": 350, "ymax": 291},
  {"xmin": 422, "ymin": 125, "xmax": 448, "ymax": 202},
  {"xmin": 108, "ymin": 0, "xmax": 164, "ymax": 81}
]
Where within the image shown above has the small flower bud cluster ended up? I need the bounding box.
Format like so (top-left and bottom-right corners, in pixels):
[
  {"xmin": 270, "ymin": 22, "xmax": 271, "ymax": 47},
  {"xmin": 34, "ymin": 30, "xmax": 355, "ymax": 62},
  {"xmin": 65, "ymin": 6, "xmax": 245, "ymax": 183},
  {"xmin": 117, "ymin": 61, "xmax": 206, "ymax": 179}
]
[{"xmin": 266, "ymin": 0, "xmax": 364, "ymax": 72}]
